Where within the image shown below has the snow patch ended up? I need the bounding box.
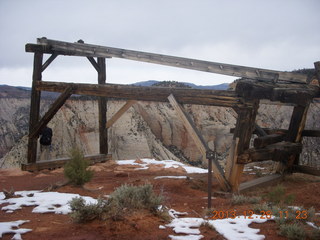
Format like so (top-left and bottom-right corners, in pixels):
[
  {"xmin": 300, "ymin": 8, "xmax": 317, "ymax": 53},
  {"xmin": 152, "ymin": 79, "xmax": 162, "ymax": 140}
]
[
  {"xmin": 208, "ymin": 215, "xmax": 274, "ymax": 240},
  {"xmin": 116, "ymin": 158, "xmax": 207, "ymax": 174},
  {"xmin": 155, "ymin": 176, "xmax": 188, "ymax": 179},
  {"xmin": 0, "ymin": 220, "xmax": 31, "ymax": 239},
  {"xmin": 168, "ymin": 209, "xmax": 188, "ymax": 218},
  {"xmin": 166, "ymin": 212, "xmax": 274, "ymax": 240},
  {"xmin": 0, "ymin": 190, "xmax": 97, "ymax": 214}
]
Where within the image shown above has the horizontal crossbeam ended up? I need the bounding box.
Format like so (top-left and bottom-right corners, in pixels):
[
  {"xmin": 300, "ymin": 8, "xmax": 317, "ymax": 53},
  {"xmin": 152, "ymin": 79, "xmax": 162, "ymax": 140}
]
[
  {"xmin": 35, "ymin": 81, "xmax": 250, "ymax": 108},
  {"xmin": 25, "ymin": 38, "xmax": 309, "ymax": 83}
]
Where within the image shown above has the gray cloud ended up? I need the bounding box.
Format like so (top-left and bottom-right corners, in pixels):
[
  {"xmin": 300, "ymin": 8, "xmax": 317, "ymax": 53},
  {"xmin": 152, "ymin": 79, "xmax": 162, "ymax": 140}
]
[{"xmin": 0, "ymin": 0, "xmax": 319, "ymax": 86}]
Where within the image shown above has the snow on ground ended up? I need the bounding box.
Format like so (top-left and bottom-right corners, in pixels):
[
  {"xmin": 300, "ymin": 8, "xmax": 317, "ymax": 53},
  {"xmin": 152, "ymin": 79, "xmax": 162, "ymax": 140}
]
[
  {"xmin": 166, "ymin": 214, "xmax": 275, "ymax": 240},
  {"xmin": 116, "ymin": 158, "xmax": 208, "ymax": 174},
  {"xmin": 0, "ymin": 220, "xmax": 31, "ymax": 240},
  {"xmin": 154, "ymin": 176, "xmax": 189, "ymax": 179},
  {"xmin": 0, "ymin": 190, "xmax": 97, "ymax": 214}
]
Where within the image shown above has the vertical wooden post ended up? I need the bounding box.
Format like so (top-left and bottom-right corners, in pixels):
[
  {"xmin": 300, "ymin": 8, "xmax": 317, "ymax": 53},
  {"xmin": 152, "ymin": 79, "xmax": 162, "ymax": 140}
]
[
  {"xmin": 285, "ymin": 104, "xmax": 310, "ymax": 167},
  {"xmin": 27, "ymin": 52, "xmax": 43, "ymax": 163},
  {"xmin": 97, "ymin": 57, "xmax": 108, "ymax": 154},
  {"xmin": 227, "ymin": 101, "xmax": 259, "ymax": 192}
]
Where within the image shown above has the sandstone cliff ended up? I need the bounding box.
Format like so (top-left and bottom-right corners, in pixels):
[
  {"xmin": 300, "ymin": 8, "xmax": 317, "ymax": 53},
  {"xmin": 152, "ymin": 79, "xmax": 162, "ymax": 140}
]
[{"xmin": 0, "ymin": 97, "xmax": 319, "ymax": 169}]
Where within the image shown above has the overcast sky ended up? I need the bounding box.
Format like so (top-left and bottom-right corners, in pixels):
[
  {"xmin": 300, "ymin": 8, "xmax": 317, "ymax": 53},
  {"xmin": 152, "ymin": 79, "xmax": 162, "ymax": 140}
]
[{"xmin": 0, "ymin": 0, "xmax": 319, "ymax": 87}]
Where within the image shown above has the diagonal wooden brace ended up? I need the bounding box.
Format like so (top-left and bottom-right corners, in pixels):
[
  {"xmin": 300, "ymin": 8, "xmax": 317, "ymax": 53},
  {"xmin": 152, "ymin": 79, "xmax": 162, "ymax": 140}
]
[
  {"xmin": 29, "ymin": 86, "xmax": 73, "ymax": 139},
  {"xmin": 168, "ymin": 94, "xmax": 230, "ymax": 192}
]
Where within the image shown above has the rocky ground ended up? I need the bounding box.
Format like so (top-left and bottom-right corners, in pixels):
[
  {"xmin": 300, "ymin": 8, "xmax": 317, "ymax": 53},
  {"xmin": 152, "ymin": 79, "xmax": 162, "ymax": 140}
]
[{"xmin": 1, "ymin": 159, "xmax": 320, "ymax": 240}]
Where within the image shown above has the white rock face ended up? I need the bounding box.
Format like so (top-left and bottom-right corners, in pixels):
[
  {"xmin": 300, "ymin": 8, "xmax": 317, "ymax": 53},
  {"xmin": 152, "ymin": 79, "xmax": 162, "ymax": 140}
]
[{"xmin": 0, "ymin": 98, "xmax": 319, "ymax": 169}]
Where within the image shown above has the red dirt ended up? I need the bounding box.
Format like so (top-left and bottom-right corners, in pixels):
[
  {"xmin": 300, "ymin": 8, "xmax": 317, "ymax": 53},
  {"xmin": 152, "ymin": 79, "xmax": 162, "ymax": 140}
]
[{"xmin": 0, "ymin": 160, "xmax": 319, "ymax": 240}]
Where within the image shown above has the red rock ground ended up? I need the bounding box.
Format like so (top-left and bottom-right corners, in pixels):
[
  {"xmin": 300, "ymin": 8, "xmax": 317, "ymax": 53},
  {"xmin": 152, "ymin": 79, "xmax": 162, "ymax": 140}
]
[{"xmin": 0, "ymin": 160, "xmax": 319, "ymax": 240}]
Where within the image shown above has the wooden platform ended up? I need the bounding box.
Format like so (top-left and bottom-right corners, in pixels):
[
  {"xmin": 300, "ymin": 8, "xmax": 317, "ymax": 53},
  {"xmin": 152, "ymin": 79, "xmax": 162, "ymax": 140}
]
[
  {"xmin": 21, "ymin": 154, "xmax": 112, "ymax": 171},
  {"xmin": 239, "ymin": 174, "xmax": 283, "ymax": 193}
]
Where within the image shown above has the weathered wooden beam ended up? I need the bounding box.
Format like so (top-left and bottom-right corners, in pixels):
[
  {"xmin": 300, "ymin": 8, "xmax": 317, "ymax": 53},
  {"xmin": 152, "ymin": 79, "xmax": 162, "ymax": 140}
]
[
  {"xmin": 27, "ymin": 53, "xmax": 43, "ymax": 164},
  {"xmin": 42, "ymin": 53, "xmax": 58, "ymax": 72},
  {"xmin": 237, "ymin": 142, "xmax": 302, "ymax": 164},
  {"xmin": 286, "ymin": 105, "xmax": 310, "ymax": 142},
  {"xmin": 293, "ymin": 165, "xmax": 320, "ymax": 176},
  {"xmin": 36, "ymin": 81, "xmax": 248, "ymax": 108},
  {"xmin": 239, "ymin": 174, "xmax": 283, "ymax": 193},
  {"xmin": 168, "ymin": 94, "xmax": 230, "ymax": 191},
  {"xmin": 254, "ymin": 134, "xmax": 284, "ymax": 149},
  {"xmin": 87, "ymin": 57, "xmax": 100, "ymax": 73},
  {"xmin": 315, "ymin": 61, "xmax": 320, "ymax": 82},
  {"xmin": 254, "ymin": 124, "xmax": 268, "ymax": 137},
  {"xmin": 29, "ymin": 86, "xmax": 73, "ymax": 139},
  {"xmin": 25, "ymin": 38, "xmax": 309, "ymax": 83},
  {"xmin": 21, "ymin": 154, "xmax": 112, "ymax": 171},
  {"xmin": 228, "ymin": 101, "xmax": 259, "ymax": 192},
  {"xmin": 225, "ymin": 138, "xmax": 239, "ymax": 180},
  {"xmin": 106, "ymin": 100, "xmax": 137, "ymax": 129},
  {"xmin": 98, "ymin": 57, "xmax": 108, "ymax": 155},
  {"xmin": 236, "ymin": 80, "xmax": 319, "ymax": 105},
  {"xmin": 230, "ymin": 128, "xmax": 320, "ymax": 138}
]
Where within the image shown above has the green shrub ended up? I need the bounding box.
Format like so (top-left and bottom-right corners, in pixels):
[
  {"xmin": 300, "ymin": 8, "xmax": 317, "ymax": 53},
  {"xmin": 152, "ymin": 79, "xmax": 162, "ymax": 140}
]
[
  {"xmin": 264, "ymin": 185, "xmax": 295, "ymax": 205},
  {"xmin": 231, "ymin": 194, "xmax": 261, "ymax": 205},
  {"xmin": 69, "ymin": 197, "xmax": 107, "ymax": 223},
  {"xmin": 64, "ymin": 148, "xmax": 93, "ymax": 186},
  {"xmin": 106, "ymin": 184, "xmax": 163, "ymax": 220},
  {"xmin": 68, "ymin": 184, "xmax": 166, "ymax": 222},
  {"xmin": 279, "ymin": 223, "xmax": 306, "ymax": 240}
]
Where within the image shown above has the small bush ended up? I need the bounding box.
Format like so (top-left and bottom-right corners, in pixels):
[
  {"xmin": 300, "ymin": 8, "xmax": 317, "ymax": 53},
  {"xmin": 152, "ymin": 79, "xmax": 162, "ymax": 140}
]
[
  {"xmin": 69, "ymin": 197, "xmax": 107, "ymax": 223},
  {"xmin": 232, "ymin": 194, "xmax": 261, "ymax": 205},
  {"xmin": 279, "ymin": 223, "xmax": 306, "ymax": 240},
  {"xmin": 68, "ymin": 184, "xmax": 166, "ymax": 222},
  {"xmin": 106, "ymin": 184, "xmax": 163, "ymax": 220},
  {"xmin": 64, "ymin": 148, "xmax": 93, "ymax": 186},
  {"xmin": 264, "ymin": 185, "xmax": 295, "ymax": 205}
]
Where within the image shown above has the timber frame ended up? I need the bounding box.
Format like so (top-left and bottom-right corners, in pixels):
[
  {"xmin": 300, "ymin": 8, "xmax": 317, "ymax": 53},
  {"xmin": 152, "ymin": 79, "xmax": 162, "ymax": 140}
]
[{"xmin": 23, "ymin": 38, "xmax": 320, "ymax": 203}]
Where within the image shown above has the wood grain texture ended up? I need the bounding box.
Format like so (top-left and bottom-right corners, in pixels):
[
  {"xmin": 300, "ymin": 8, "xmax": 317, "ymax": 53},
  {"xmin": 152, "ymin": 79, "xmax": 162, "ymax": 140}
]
[
  {"xmin": 27, "ymin": 53, "xmax": 43, "ymax": 164},
  {"xmin": 25, "ymin": 38, "xmax": 309, "ymax": 83},
  {"xmin": 35, "ymin": 81, "xmax": 248, "ymax": 108}
]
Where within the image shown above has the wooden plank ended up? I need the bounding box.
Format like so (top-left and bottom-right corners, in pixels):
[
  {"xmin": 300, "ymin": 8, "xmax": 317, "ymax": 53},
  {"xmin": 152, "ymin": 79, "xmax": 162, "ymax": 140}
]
[
  {"xmin": 230, "ymin": 128, "xmax": 320, "ymax": 138},
  {"xmin": 106, "ymin": 100, "xmax": 137, "ymax": 128},
  {"xmin": 26, "ymin": 38, "xmax": 309, "ymax": 83},
  {"xmin": 36, "ymin": 81, "xmax": 249, "ymax": 108},
  {"xmin": 225, "ymin": 138, "xmax": 239, "ymax": 180},
  {"xmin": 87, "ymin": 57, "xmax": 100, "ymax": 72},
  {"xmin": 42, "ymin": 53, "xmax": 58, "ymax": 72},
  {"xmin": 21, "ymin": 154, "xmax": 112, "ymax": 171},
  {"xmin": 238, "ymin": 142, "xmax": 302, "ymax": 163},
  {"xmin": 98, "ymin": 57, "xmax": 108, "ymax": 155},
  {"xmin": 239, "ymin": 174, "xmax": 283, "ymax": 193},
  {"xmin": 314, "ymin": 61, "xmax": 320, "ymax": 82},
  {"xmin": 27, "ymin": 53, "xmax": 43, "ymax": 164},
  {"xmin": 276, "ymin": 104, "xmax": 310, "ymax": 172},
  {"xmin": 168, "ymin": 94, "xmax": 230, "ymax": 191},
  {"xmin": 228, "ymin": 101, "xmax": 259, "ymax": 192},
  {"xmin": 293, "ymin": 165, "xmax": 320, "ymax": 176},
  {"xmin": 29, "ymin": 86, "xmax": 73, "ymax": 139},
  {"xmin": 236, "ymin": 80, "xmax": 319, "ymax": 105},
  {"xmin": 253, "ymin": 134, "xmax": 284, "ymax": 148},
  {"xmin": 254, "ymin": 124, "xmax": 268, "ymax": 137}
]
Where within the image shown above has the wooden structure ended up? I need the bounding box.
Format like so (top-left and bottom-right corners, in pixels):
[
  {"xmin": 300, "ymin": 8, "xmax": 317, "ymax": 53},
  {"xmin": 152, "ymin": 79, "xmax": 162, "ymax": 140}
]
[{"xmin": 23, "ymin": 38, "xmax": 320, "ymax": 200}]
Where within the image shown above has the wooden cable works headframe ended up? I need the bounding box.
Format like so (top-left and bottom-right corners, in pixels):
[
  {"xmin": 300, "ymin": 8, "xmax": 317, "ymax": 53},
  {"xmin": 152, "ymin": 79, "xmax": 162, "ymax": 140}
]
[{"xmin": 23, "ymin": 38, "xmax": 320, "ymax": 201}]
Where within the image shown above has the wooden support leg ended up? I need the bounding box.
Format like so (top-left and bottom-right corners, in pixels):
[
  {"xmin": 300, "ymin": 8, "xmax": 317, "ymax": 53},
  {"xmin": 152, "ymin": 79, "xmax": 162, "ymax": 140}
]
[
  {"xmin": 276, "ymin": 103, "xmax": 310, "ymax": 172},
  {"xmin": 27, "ymin": 53, "xmax": 43, "ymax": 164},
  {"xmin": 97, "ymin": 57, "xmax": 108, "ymax": 155},
  {"xmin": 168, "ymin": 94, "xmax": 230, "ymax": 192},
  {"xmin": 227, "ymin": 101, "xmax": 259, "ymax": 192}
]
